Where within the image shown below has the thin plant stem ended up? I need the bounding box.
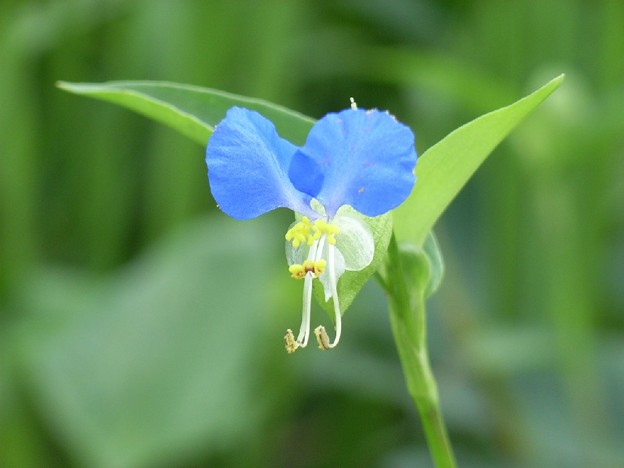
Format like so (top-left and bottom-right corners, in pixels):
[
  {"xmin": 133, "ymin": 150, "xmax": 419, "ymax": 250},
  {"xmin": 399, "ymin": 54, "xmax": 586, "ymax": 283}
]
[{"xmin": 381, "ymin": 235, "xmax": 456, "ymax": 468}]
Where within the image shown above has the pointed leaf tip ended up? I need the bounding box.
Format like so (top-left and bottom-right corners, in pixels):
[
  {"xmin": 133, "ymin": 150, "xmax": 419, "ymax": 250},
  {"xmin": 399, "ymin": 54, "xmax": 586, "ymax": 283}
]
[{"xmin": 393, "ymin": 74, "xmax": 564, "ymax": 246}]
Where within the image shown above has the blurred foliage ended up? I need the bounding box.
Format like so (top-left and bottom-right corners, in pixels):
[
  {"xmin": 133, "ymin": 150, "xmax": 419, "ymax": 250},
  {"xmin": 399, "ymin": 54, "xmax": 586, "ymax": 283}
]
[{"xmin": 0, "ymin": 0, "xmax": 622, "ymax": 467}]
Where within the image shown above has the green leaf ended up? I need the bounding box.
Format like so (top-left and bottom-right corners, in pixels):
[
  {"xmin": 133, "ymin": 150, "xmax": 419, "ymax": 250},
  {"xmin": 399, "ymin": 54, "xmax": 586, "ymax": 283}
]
[
  {"xmin": 393, "ymin": 74, "xmax": 565, "ymax": 246},
  {"xmin": 314, "ymin": 212, "xmax": 393, "ymax": 317},
  {"xmin": 57, "ymin": 81, "xmax": 315, "ymax": 146}
]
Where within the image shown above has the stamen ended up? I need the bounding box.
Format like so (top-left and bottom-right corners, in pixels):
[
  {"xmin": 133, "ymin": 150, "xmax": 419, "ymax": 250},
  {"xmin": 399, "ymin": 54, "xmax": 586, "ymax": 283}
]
[
  {"xmin": 313, "ymin": 219, "xmax": 340, "ymax": 245},
  {"xmin": 285, "ymin": 239, "xmax": 319, "ymax": 353},
  {"xmin": 310, "ymin": 259, "xmax": 326, "ymax": 276},
  {"xmin": 350, "ymin": 97, "xmax": 358, "ymax": 110},
  {"xmin": 285, "ymin": 216, "xmax": 314, "ymax": 247},
  {"xmin": 288, "ymin": 264, "xmax": 306, "ymax": 279},
  {"xmin": 314, "ymin": 241, "xmax": 342, "ymax": 350},
  {"xmin": 289, "ymin": 259, "xmax": 326, "ymax": 279},
  {"xmin": 314, "ymin": 326, "xmax": 331, "ymax": 350},
  {"xmin": 296, "ymin": 274, "xmax": 314, "ymax": 347},
  {"xmin": 284, "ymin": 329, "xmax": 298, "ymax": 353}
]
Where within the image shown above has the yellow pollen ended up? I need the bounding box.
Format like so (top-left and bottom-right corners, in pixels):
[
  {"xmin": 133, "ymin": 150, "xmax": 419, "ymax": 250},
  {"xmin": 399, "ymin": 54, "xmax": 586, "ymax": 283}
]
[
  {"xmin": 284, "ymin": 329, "xmax": 298, "ymax": 353},
  {"xmin": 285, "ymin": 216, "xmax": 314, "ymax": 247},
  {"xmin": 289, "ymin": 259, "xmax": 326, "ymax": 279},
  {"xmin": 288, "ymin": 264, "xmax": 306, "ymax": 279},
  {"xmin": 313, "ymin": 219, "xmax": 340, "ymax": 245}
]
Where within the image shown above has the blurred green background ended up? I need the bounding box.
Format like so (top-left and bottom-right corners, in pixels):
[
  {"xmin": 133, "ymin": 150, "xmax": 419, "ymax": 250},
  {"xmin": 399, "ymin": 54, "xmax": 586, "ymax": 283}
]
[{"xmin": 1, "ymin": 0, "xmax": 623, "ymax": 467}]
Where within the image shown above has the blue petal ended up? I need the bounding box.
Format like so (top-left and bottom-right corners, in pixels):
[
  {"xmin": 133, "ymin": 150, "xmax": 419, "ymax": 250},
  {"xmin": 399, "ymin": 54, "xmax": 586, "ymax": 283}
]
[
  {"xmin": 206, "ymin": 107, "xmax": 314, "ymax": 220},
  {"xmin": 289, "ymin": 109, "xmax": 417, "ymax": 218}
]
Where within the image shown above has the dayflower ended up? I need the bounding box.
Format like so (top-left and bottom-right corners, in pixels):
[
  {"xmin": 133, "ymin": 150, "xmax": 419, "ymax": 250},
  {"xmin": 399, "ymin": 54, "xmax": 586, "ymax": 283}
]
[{"xmin": 205, "ymin": 100, "xmax": 417, "ymax": 352}]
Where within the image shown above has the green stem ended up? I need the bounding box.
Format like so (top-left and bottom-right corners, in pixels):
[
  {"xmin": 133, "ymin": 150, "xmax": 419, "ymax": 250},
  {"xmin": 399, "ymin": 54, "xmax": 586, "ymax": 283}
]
[{"xmin": 383, "ymin": 235, "xmax": 456, "ymax": 468}]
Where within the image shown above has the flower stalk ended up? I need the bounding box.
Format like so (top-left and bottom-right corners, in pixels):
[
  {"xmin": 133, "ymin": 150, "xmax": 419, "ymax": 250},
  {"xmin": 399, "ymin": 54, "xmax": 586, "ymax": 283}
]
[{"xmin": 381, "ymin": 235, "xmax": 456, "ymax": 468}]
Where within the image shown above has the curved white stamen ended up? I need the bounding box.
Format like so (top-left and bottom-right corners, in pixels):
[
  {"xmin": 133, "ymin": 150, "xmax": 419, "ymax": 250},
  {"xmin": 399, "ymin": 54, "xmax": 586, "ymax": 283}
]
[
  {"xmin": 295, "ymin": 239, "xmax": 320, "ymax": 348},
  {"xmin": 315, "ymin": 240, "xmax": 342, "ymax": 350},
  {"xmin": 296, "ymin": 274, "xmax": 313, "ymax": 347},
  {"xmin": 328, "ymin": 243, "xmax": 342, "ymax": 345},
  {"xmin": 350, "ymin": 97, "xmax": 357, "ymax": 110}
]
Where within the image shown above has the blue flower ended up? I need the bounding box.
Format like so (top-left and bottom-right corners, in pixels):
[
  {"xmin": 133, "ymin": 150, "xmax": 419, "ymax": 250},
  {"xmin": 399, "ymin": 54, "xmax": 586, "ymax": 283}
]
[{"xmin": 206, "ymin": 102, "xmax": 417, "ymax": 352}]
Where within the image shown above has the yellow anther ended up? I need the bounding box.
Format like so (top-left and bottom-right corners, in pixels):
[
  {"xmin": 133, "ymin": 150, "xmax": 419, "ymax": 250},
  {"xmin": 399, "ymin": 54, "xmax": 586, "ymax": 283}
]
[
  {"xmin": 313, "ymin": 219, "xmax": 340, "ymax": 245},
  {"xmin": 314, "ymin": 326, "xmax": 331, "ymax": 350},
  {"xmin": 289, "ymin": 259, "xmax": 326, "ymax": 279},
  {"xmin": 311, "ymin": 259, "xmax": 326, "ymax": 276},
  {"xmin": 285, "ymin": 216, "xmax": 314, "ymax": 248},
  {"xmin": 284, "ymin": 329, "xmax": 299, "ymax": 353},
  {"xmin": 289, "ymin": 264, "xmax": 306, "ymax": 279}
]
